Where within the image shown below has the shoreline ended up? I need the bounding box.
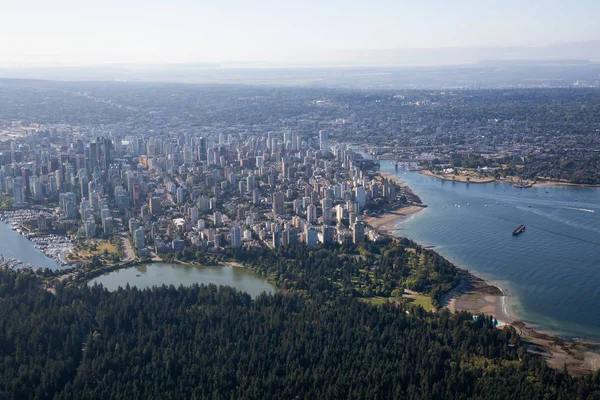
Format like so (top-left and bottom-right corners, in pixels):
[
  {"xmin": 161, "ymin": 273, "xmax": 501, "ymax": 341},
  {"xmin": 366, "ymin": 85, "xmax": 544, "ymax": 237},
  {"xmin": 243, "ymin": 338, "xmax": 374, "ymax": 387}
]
[
  {"xmin": 364, "ymin": 170, "xmax": 427, "ymax": 234},
  {"xmin": 441, "ymin": 268, "xmax": 600, "ymax": 375},
  {"xmin": 364, "ymin": 205, "xmax": 426, "ymax": 234},
  {"xmin": 419, "ymin": 170, "xmax": 600, "ymax": 188},
  {"xmin": 420, "ymin": 170, "xmax": 495, "ymax": 184},
  {"xmin": 376, "ymin": 169, "xmax": 600, "ymax": 375}
]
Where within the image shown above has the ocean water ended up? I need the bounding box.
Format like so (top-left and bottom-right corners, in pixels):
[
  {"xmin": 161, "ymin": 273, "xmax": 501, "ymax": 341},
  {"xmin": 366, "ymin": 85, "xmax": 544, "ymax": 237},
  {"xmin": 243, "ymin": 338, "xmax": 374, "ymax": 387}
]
[{"xmin": 383, "ymin": 162, "xmax": 600, "ymax": 340}]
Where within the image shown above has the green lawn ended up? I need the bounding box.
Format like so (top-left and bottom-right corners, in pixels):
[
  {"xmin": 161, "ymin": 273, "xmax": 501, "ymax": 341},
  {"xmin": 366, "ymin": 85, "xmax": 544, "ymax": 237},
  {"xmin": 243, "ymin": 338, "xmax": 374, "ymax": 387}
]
[
  {"xmin": 361, "ymin": 296, "xmax": 389, "ymax": 306},
  {"xmin": 405, "ymin": 293, "xmax": 435, "ymax": 311}
]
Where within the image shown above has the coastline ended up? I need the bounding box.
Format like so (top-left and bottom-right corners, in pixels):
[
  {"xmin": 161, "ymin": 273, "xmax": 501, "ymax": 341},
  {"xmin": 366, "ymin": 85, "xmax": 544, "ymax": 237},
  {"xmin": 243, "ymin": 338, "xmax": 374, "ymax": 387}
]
[
  {"xmin": 440, "ymin": 268, "xmax": 600, "ymax": 375},
  {"xmin": 419, "ymin": 170, "xmax": 495, "ymax": 184},
  {"xmin": 364, "ymin": 205, "xmax": 426, "ymax": 234},
  {"xmin": 375, "ymin": 169, "xmax": 600, "ymax": 375},
  {"xmin": 363, "ymin": 170, "xmax": 427, "ymax": 233},
  {"xmin": 419, "ymin": 170, "xmax": 600, "ymax": 188}
]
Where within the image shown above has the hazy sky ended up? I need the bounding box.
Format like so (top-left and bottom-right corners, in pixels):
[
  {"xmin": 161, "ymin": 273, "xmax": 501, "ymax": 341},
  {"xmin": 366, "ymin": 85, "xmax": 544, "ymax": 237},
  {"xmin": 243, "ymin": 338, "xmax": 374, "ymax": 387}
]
[{"xmin": 2, "ymin": 0, "xmax": 599, "ymax": 66}]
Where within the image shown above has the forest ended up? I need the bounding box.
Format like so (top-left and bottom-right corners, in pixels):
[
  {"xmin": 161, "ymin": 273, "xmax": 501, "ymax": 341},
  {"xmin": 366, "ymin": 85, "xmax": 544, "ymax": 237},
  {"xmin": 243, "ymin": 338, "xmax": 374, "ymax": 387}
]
[
  {"xmin": 1, "ymin": 269, "xmax": 600, "ymax": 399},
  {"xmin": 234, "ymin": 238, "xmax": 459, "ymax": 306}
]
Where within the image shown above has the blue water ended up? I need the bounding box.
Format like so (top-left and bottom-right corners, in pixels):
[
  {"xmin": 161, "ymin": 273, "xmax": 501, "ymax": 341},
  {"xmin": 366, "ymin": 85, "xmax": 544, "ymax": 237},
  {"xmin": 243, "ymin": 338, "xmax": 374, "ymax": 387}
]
[
  {"xmin": 0, "ymin": 222, "xmax": 59, "ymax": 269},
  {"xmin": 382, "ymin": 162, "xmax": 600, "ymax": 340}
]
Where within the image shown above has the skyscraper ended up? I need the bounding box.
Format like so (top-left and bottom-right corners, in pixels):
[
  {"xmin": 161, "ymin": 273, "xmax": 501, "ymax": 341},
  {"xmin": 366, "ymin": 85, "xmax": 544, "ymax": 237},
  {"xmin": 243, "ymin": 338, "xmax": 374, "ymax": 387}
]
[
  {"xmin": 273, "ymin": 192, "xmax": 285, "ymax": 215},
  {"xmin": 12, "ymin": 178, "xmax": 24, "ymax": 206},
  {"xmin": 355, "ymin": 186, "xmax": 366, "ymax": 209},
  {"xmin": 198, "ymin": 136, "xmax": 207, "ymax": 162},
  {"xmin": 352, "ymin": 221, "xmax": 365, "ymax": 244},
  {"xmin": 231, "ymin": 226, "xmax": 242, "ymax": 248},
  {"xmin": 319, "ymin": 130, "xmax": 329, "ymax": 155},
  {"xmin": 88, "ymin": 142, "xmax": 98, "ymax": 173},
  {"xmin": 307, "ymin": 203, "xmax": 317, "ymax": 224},
  {"xmin": 134, "ymin": 228, "xmax": 145, "ymax": 249}
]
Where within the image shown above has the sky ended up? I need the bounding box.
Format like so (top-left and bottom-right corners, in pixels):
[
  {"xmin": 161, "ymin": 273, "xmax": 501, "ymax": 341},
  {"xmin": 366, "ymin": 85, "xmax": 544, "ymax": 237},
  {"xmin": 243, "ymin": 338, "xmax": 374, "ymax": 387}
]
[{"xmin": 1, "ymin": 0, "xmax": 599, "ymax": 66}]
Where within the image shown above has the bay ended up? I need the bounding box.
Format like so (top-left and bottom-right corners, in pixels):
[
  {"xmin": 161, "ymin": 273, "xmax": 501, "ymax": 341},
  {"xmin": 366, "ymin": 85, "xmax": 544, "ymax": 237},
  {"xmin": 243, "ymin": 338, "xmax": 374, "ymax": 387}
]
[{"xmin": 382, "ymin": 161, "xmax": 600, "ymax": 340}]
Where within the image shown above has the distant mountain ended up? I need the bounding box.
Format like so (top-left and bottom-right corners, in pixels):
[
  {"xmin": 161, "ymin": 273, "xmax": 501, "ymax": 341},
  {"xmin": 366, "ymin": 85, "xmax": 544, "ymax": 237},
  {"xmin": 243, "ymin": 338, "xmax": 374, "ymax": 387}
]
[
  {"xmin": 296, "ymin": 41, "xmax": 600, "ymax": 67},
  {"xmin": 1, "ymin": 41, "xmax": 599, "ymax": 87}
]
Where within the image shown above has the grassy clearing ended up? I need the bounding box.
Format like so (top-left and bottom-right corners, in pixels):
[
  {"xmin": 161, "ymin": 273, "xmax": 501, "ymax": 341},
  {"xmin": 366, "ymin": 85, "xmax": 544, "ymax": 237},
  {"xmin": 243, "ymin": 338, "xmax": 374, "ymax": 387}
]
[
  {"xmin": 69, "ymin": 240, "xmax": 118, "ymax": 262},
  {"xmin": 360, "ymin": 296, "xmax": 389, "ymax": 306},
  {"xmin": 405, "ymin": 293, "xmax": 435, "ymax": 311}
]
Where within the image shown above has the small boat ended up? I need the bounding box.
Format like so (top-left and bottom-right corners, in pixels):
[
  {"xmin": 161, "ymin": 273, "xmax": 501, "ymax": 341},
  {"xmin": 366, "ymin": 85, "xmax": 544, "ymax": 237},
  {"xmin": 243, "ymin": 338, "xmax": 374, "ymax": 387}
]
[{"xmin": 527, "ymin": 205, "xmax": 531, "ymax": 207}]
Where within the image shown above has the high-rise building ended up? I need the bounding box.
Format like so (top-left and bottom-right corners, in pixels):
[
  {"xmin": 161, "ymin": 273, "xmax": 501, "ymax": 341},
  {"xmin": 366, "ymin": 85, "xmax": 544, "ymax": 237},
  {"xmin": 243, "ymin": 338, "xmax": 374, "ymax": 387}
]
[
  {"xmin": 85, "ymin": 218, "xmax": 96, "ymax": 238},
  {"xmin": 31, "ymin": 177, "xmax": 44, "ymax": 202},
  {"xmin": 306, "ymin": 227, "xmax": 318, "ymax": 247},
  {"xmin": 322, "ymin": 207, "xmax": 332, "ymax": 225},
  {"xmin": 149, "ymin": 197, "xmax": 162, "ymax": 215},
  {"xmin": 103, "ymin": 217, "xmax": 114, "ymax": 236},
  {"xmin": 230, "ymin": 226, "xmax": 242, "ymax": 248},
  {"xmin": 355, "ymin": 186, "xmax": 366, "ymax": 209},
  {"xmin": 11, "ymin": 178, "xmax": 24, "ymax": 206},
  {"xmin": 129, "ymin": 218, "xmax": 140, "ymax": 235},
  {"xmin": 134, "ymin": 228, "xmax": 145, "ymax": 249},
  {"xmin": 190, "ymin": 207, "xmax": 199, "ymax": 224},
  {"xmin": 272, "ymin": 192, "xmax": 285, "ymax": 215},
  {"xmin": 176, "ymin": 187, "xmax": 184, "ymax": 204},
  {"xmin": 293, "ymin": 198, "xmax": 302, "ymax": 215},
  {"xmin": 352, "ymin": 221, "xmax": 365, "ymax": 244},
  {"xmin": 319, "ymin": 130, "xmax": 329, "ymax": 155},
  {"xmin": 37, "ymin": 214, "xmax": 48, "ymax": 232},
  {"xmin": 88, "ymin": 142, "xmax": 98, "ymax": 173},
  {"xmin": 272, "ymin": 230, "xmax": 280, "ymax": 249},
  {"xmin": 307, "ymin": 203, "xmax": 317, "ymax": 224},
  {"xmin": 102, "ymin": 138, "xmax": 112, "ymax": 171},
  {"xmin": 252, "ymin": 189, "xmax": 260, "ymax": 205},
  {"xmin": 247, "ymin": 174, "xmax": 255, "ymax": 191},
  {"xmin": 198, "ymin": 137, "xmax": 207, "ymax": 162},
  {"xmin": 198, "ymin": 196, "xmax": 210, "ymax": 212}
]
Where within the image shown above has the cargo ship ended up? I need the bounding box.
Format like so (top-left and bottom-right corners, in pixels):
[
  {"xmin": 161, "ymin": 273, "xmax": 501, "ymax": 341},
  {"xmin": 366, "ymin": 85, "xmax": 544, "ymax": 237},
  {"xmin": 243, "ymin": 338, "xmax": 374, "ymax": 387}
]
[{"xmin": 512, "ymin": 225, "xmax": 526, "ymax": 236}]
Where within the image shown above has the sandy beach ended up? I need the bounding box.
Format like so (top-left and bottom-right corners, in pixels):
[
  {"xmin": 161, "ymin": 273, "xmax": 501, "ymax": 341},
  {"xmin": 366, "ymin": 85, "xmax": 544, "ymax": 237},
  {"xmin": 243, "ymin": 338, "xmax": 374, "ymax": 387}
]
[
  {"xmin": 441, "ymin": 268, "xmax": 507, "ymax": 320},
  {"xmin": 379, "ymin": 171, "xmax": 406, "ymax": 186},
  {"xmin": 440, "ymin": 269, "xmax": 600, "ymax": 375},
  {"xmin": 364, "ymin": 205, "xmax": 426, "ymax": 234}
]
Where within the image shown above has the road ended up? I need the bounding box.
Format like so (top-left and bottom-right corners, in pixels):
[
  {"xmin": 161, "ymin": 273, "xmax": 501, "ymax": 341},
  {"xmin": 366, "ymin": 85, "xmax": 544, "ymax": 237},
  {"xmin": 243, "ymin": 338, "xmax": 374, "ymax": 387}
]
[{"xmin": 120, "ymin": 233, "xmax": 136, "ymax": 262}]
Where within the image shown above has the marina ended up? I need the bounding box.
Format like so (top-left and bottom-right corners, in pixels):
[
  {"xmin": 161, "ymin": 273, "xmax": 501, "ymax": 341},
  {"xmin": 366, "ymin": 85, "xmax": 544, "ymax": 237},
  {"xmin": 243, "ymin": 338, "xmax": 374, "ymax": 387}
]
[{"xmin": 0, "ymin": 210, "xmax": 74, "ymax": 269}]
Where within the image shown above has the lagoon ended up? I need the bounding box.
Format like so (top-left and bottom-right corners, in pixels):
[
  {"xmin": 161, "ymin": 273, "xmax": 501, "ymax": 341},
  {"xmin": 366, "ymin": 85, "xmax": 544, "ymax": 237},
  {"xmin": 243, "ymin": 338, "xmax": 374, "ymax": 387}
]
[{"xmin": 88, "ymin": 262, "xmax": 275, "ymax": 298}]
